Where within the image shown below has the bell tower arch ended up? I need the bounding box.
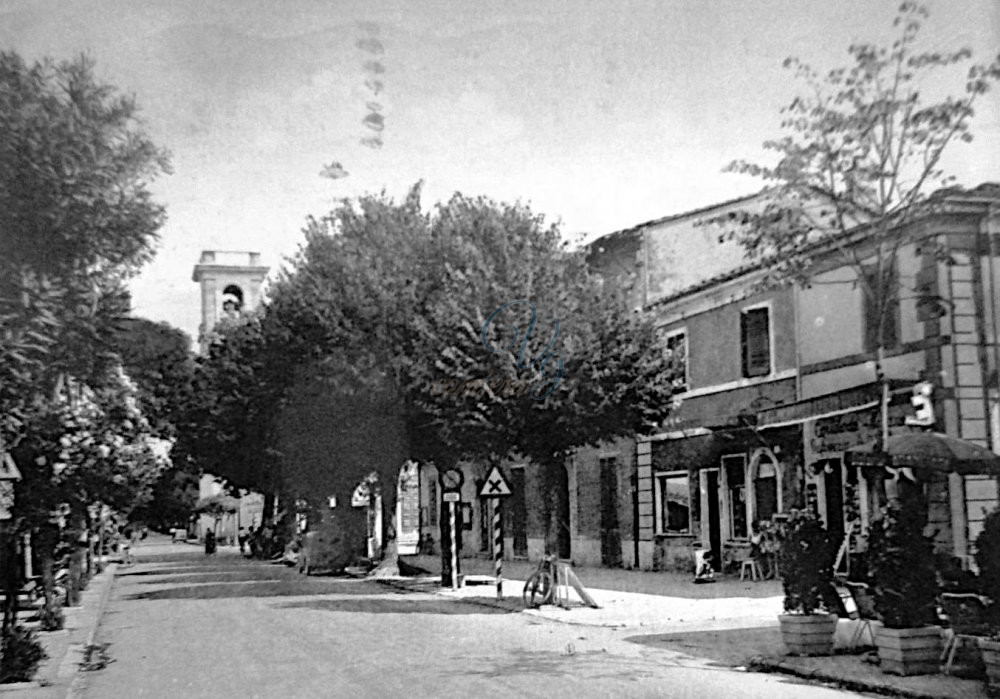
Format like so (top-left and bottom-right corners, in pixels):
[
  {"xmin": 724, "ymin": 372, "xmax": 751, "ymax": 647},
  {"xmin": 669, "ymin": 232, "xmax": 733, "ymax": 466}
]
[{"xmin": 191, "ymin": 250, "xmax": 269, "ymax": 351}]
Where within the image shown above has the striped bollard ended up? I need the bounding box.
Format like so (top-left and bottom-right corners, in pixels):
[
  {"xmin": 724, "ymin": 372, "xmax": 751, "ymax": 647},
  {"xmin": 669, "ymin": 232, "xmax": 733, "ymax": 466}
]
[
  {"xmin": 449, "ymin": 500, "xmax": 458, "ymax": 591},
  {"xmin": 494, "ymin": 499, "xmax": 503, "ymax": 600}
]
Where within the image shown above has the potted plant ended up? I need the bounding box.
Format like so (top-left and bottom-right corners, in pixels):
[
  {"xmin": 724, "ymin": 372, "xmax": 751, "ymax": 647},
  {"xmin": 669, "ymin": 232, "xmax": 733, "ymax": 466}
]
[
  {"xmin": 777, "ymin": 510, "xmax": 839, "ymax": 656},
  {"xmin": 975, "ymin": 508, "xmax": 1000, "ymax": 695},
  {"xmin": 866, "ymin": 491, "xmax": 941, "ymax": 676}
]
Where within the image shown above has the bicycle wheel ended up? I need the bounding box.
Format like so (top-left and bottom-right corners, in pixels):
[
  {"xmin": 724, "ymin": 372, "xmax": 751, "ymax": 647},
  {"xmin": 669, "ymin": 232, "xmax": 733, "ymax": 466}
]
[{"xmin": 522, "ymin": 570, "xmax": 553, "ymax": 608}]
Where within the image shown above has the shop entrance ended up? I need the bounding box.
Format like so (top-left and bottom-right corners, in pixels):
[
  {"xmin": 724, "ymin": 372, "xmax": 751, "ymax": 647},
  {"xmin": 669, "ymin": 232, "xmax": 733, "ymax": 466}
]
[{"xmin": 705, "ymin": 469, "xmax": 722, "ymax": 570}]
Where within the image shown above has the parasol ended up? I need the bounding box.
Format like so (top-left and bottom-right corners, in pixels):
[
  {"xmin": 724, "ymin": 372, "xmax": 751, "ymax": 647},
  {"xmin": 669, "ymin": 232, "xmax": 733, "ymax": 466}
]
[{"xmin": 845, "ymin": 432, "xmax": 1000, "ymax": 477}]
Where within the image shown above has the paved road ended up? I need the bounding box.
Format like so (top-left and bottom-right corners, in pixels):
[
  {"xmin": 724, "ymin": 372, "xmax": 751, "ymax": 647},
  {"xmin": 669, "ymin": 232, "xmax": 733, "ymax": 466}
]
[{"xmin": 77, "ymin": 539, "xmax": 865, "ymax": 698}]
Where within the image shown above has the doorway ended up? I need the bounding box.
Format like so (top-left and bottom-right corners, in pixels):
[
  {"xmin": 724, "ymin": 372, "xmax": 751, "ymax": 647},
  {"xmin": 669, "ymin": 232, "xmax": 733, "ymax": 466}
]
[
  {"xmin": 599, "ymin": 457, "xmax": 623, "ymax": 567},
  {"xmin": 509, "ymin": 468, "xmax": 528, "ymax": 557},
  {"xmin": 823, "ymin": 459, "xmax": 845, "ymax": 542},
  {"xmin": 706, "ymin": 470, "xmax": 721, "ymax": 570},
  {"xmin": 556, "ymin": 465, "xmax": 571, "ymax": 559}
]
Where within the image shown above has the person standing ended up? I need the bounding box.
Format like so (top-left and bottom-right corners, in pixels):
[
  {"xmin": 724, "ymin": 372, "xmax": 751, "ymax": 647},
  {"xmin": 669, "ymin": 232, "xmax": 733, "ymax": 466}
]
[{"xmin": 121, "ymin": 525, "xmax": 134, "ymax": 566}]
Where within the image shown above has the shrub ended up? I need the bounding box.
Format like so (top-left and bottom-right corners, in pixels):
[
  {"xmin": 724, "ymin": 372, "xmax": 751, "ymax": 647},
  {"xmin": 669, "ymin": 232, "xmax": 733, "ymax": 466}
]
[
  {"xmin": 778, "ymin": 510, "xmax": 837, "ymax": 615},
  {"xmin": 975, "ymin": 508, "xmax": 1000, "ymax": 604},
  {"xmin": 866, "ymin": 494, "xmax": 938, "ymax": 629},
  {"xmin": 0, "ymin": 626, "xmax": 47, "ymax": 683},
  {"xmin": 39, "ymin": 602, "xmax": 64, "ymax": 632},
  {"xmin": 975, "ymin": 507, "xmax": 1000, "ymax": 634}
]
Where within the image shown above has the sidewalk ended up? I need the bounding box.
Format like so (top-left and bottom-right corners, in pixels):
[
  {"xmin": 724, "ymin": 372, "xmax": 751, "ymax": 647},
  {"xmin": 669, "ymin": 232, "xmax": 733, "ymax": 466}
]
[
  {"xmin": 0, "ymin": 562, "xmax": 117, "ymax": 699},
  {"xmin": 386, "ymin": 554, "xmax": 990, "ymax": 699}
]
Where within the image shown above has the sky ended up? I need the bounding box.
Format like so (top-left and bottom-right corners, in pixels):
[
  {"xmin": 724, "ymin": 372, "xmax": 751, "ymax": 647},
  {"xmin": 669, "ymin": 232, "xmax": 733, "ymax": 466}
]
[{"xmin": 2, "ymin": 0, "xmax": 998, "ymax": 343}]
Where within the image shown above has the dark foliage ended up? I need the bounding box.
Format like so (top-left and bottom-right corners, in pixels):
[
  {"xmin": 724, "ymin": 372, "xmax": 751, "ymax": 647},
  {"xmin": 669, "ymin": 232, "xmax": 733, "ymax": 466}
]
[
  {"xmin": 866, "ymin": 490, "xmax": 939, "ymax": 629},
  {"xmin": 975, "ymin": 507, "xmax": 1000, "ymax": 632},
  {"xmin": 778, "ymin": 510, "xmax": 838, "ymax": 615},
  {"xmin": 0, "ymin": 626, "xmax": 46, "ymax": 683}
]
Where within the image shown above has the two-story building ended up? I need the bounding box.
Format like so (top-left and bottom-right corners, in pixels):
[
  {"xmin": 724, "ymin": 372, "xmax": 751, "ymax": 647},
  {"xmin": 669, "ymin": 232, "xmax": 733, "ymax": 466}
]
[{"xmin": 578, "ymin": 184, "xmax": 1000, "ymax": 572}]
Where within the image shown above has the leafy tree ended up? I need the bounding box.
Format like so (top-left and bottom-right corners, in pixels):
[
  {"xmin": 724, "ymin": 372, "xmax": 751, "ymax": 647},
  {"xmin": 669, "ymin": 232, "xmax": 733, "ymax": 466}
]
[
  {"xmin": 0, "ymin": 52, "xmax": 170, "ymax": 404},
  {"xmin": 707, "ymin": 1, "xmax": 1000, "ymax": 441},
  {"xmin": 109, "ymin": 319, "xmax": 200, "ymax": 530},
  {"xmin": 0, "ymin": 50, "xmax": 169, "ymax": 630},
  {"xmin": 109, "ymin": 318, "xmax": 195, "ymax": 440},
  {"xmin": 234, "ymin": 185, "xmax": 680, "ymax": 576},
  {"xmin": 9, "ymin": 366, "xmax": 168, "ymax": 628}
]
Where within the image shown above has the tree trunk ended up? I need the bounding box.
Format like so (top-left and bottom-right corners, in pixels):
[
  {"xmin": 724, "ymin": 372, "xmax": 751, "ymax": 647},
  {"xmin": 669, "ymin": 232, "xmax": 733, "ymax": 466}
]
[
  {"xmin": 1, "ymin": 524, "xmax": 17, "ymax": 636},
  {"xmin": 37, "ymin": 526, "xmax": 60, "ymax": 618}
]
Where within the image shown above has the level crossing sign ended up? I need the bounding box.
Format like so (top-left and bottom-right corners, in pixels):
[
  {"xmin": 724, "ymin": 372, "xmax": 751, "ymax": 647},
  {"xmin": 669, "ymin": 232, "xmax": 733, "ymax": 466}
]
[{"xmin": 478, "ymin": 466, "xmax": 512, "ymax": 498}]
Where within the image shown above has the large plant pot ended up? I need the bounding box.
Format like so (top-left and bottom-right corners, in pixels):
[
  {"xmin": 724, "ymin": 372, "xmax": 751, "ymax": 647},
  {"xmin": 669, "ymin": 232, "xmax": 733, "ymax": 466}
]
[
  {"xmin": 979, "ymin": 638, "xmax": 1000, "ymax": 696},
  {"xmin": 779, "ymin": 613, "xmax": 838, "ymax": 656},
  {"xmin": 876, "ymin": 626, "xmax": 942, "ymax": 676}
]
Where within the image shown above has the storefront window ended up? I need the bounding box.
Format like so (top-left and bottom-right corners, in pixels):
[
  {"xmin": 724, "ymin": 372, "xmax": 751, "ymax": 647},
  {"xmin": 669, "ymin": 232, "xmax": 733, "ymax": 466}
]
[{"xmin": 656, "ymin": 471, "xmax": 690, "ymax": 534}]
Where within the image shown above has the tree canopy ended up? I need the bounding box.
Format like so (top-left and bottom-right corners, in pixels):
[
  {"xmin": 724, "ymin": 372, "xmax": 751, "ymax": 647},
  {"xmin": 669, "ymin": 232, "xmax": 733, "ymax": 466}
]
[
  {"xmin": 0, "ymin": 50, "xmax": 171, "ymax": 616},
  {"xmin": 184, "ymin": 184, "xmax": 681, "ymax": 554}
]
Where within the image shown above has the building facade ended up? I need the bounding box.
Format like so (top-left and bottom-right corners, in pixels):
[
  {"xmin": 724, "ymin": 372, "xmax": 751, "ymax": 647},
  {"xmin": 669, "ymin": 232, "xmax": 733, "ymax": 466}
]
[{"xmin": 569, "ymin": 185, "xmax": 1000, "ymax": 574}]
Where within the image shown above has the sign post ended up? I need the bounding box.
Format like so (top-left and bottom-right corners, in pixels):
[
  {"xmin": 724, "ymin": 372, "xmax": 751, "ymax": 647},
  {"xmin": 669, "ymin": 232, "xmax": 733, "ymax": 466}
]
[
  {"xmin": 478, "ymin": 466, "xmax": 512, "ymax": 600},
  {"xmin": 443, "ymin": 492, "xmax": 460, "ymax": 591},
  {"xmin": 440, "ymin": 468, "xmax": 464, "ymax": 590}
]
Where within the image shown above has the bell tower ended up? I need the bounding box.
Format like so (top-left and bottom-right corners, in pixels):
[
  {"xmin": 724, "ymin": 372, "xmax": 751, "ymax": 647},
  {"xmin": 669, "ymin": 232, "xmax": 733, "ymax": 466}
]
[{"xmin": 192, "ymin": 250, "xmax": 269, "ymax": 350}]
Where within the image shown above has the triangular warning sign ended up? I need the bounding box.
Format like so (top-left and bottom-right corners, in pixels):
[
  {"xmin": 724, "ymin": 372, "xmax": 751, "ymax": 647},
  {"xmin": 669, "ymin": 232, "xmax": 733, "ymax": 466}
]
[
  {"xmin": 0, "ymin": 453, "xmax": 21, "ymax": 481},
  {"xmin": 478, "ymin": 466, "xmax": 512, "ymax": 497}
]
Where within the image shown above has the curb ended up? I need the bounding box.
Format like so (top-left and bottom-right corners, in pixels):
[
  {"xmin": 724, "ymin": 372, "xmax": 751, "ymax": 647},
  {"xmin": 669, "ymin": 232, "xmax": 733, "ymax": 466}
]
[
  {"xmin": 64, "ymin": 563, "xmax": 119, "ymax": 699},
  {"xmin": 375, "ymin": 577, "xmax": 524, "ymax": 614},
  {"xmin": 375, "ymin": 577, "xmax": 620, "ymax": 626},
  {"xmin": 747, "ymin": 656, "xmax": 954, "ymax": 699}
]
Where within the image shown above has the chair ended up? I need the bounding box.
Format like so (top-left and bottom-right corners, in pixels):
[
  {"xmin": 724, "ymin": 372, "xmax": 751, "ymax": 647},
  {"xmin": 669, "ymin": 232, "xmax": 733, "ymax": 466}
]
[
  {"xmin": 939, "ymin": 592, "xmax": 993, "ymax": 674},
  {"xmin": 845, "ymin": 581, "xmax": 879, "ymax": 648},
  {"xmin": 740, "ymin": 558, "xmax": 763, "ymax": 581}
]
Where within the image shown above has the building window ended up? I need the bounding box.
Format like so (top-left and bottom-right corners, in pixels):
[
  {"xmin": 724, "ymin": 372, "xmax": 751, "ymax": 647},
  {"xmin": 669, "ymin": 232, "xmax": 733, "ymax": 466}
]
[
  {"xmin": 655, "ymin": 471, "xmax": 691, "ymax": 534},
  {"xmin": 663, "ymin": 329, "xmax": 688, "ymax": 393},
  {"xmin": 723, "ymin": 455, "xmax": 748, "ymax": 539},
  {"xmin": 428, "ymin": 479, "xmax": 437, "ymax": 527},
  {"xmin": 740, "ymin": 306, "xmax": 771, "ymax": 378},
  {"xmin": 862, "ymin": 264, "xmax": 900, "ymax": 352}
]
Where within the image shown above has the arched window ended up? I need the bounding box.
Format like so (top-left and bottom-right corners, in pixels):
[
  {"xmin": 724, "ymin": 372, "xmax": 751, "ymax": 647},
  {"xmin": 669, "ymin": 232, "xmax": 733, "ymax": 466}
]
[
  {"xmin": 221, "ymin": 284, "xmax": 245, "ymax": 317},
  {"xmin": 748, "ymin": 447, "xmax": 782, "ymax": 523}
]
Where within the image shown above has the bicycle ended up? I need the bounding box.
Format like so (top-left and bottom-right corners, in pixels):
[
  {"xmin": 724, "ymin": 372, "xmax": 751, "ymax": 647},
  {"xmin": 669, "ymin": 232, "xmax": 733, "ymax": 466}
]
[{"xmin": 522, "ymin": 555, "xmax": 557, "ymax": 608}]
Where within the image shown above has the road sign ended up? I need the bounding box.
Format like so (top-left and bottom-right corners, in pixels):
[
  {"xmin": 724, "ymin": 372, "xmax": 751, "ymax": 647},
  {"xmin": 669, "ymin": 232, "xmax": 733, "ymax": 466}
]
[
  {"xmin": 0, "ymin": 452, "xmax": 21, "ymax": 481},
  {"xmin": 440, "ymin": 468, "xmax": 464, "ymax": 493},
  {"xmin": 478, "ymin": 466, "xmax": 512, "ymax": 497},
  {"xmin": 442, "ymin": 491, "xmax": 461, "ymax": 503}
]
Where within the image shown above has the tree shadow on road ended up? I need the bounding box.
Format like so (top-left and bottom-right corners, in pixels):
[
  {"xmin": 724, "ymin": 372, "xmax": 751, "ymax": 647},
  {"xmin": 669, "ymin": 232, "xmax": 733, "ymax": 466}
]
[
  {"xmin": 124, "ymin": 578, "xmax": 387, "ymax": 601},
  {"xmin": 625, "ymin": 626, "xmax": 782, "ymax": 668},
  {"xmin": 276, "ymin": 597, "xmax": 515, "ymax": 615}
]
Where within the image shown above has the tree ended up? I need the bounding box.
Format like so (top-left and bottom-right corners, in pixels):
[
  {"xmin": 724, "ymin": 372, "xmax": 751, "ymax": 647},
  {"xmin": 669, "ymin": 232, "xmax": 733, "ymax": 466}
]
[
  {"xmin": 109, "ymin": 318, "xmax": 195, "ymax": 440},
  {"xmin": 0, "ymin": 50, "xmax": 170, "ymax": 633},
  {"xmin": 0, "ymin": 52, "xmax": 170, "ymax": 405},
  {"xmin": 707, "ymin": 2, "xmax": 1000, "ymax": 444},
  {"xmin": 243, "ymin": 185, "xmax": 680, "ymax": 576}
]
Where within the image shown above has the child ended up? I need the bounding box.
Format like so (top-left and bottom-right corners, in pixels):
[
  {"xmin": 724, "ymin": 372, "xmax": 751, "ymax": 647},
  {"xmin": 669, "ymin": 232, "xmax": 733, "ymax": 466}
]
[{"xmin": 694, "ymin": 552, "xmax": 716, "ymax": 584}]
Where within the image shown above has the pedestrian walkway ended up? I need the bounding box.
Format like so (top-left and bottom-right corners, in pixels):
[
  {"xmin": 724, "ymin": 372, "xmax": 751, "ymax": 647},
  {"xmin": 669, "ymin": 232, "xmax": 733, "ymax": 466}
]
[
  {"xmin": 388, "ymin": 554, "xmax": 991, "ymax": 699},
  {"xmin": 0, "ymin": 562, "xmax": 117, "ymax": 699}
]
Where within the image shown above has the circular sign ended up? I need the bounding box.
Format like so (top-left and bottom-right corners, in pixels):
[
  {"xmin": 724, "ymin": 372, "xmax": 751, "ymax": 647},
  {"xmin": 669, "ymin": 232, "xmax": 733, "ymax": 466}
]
[{"xmin": 440, "ymin": 468, "xmax": 464, "ymax": 492}]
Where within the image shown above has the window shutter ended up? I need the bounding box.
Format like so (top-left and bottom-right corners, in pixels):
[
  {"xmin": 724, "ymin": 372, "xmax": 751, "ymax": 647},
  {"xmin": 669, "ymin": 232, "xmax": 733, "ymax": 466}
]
[{"xmin": 741, "ymin": 308, "xmax": 770, "ymax": 377}]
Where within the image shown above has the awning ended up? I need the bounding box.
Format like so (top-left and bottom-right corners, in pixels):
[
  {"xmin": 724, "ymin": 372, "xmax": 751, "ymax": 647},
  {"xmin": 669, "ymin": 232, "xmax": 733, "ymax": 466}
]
[
  {"xmin": 756, "ymin": 380, "xmax": 918, "ymax": 430},
  {"xmin": 845, "ymin": 432, "xmax": 1000, "ymax": 477},
  {"xmin": 651, "ymin": 432, "xmax": 723, "ymax": 472}
]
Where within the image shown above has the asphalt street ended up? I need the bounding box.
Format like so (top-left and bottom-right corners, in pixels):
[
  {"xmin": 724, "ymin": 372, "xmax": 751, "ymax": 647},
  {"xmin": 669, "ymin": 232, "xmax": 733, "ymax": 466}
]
[{"xmin": 75, "ymin": 539, "xmax": 867, "ymax": 698}]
